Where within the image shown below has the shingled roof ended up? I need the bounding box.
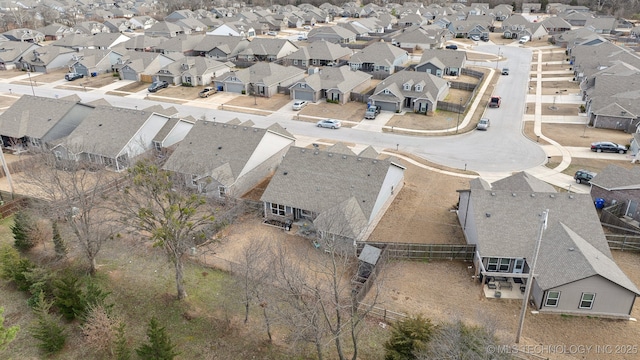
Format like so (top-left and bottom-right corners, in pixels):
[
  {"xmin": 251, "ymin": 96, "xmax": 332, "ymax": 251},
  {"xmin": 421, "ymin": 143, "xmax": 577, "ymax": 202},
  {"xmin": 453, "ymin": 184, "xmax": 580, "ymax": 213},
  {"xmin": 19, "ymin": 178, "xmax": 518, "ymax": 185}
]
[{"xmin": 0, "ymin": 95, "xmax": 78, "ymax": 139}]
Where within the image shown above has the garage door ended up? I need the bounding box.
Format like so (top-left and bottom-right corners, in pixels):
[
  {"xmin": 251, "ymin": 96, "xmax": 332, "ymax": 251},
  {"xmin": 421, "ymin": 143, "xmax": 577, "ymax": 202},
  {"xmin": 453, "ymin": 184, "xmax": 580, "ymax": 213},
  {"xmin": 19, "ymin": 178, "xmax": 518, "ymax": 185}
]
[
  {"xmin": 294, "ymin": 90, "xmax": 314, "ymax": 101},
  {"xmin": 226, "ymin": 83, "xmax": 244, "ymax": 94},
  {"xmin": 376, "ymin": 101, "xmax": 396, "ymax": 112},
  {"xmin": 121, "ymin": 69, "xmax": 138, "ymax": 81}
]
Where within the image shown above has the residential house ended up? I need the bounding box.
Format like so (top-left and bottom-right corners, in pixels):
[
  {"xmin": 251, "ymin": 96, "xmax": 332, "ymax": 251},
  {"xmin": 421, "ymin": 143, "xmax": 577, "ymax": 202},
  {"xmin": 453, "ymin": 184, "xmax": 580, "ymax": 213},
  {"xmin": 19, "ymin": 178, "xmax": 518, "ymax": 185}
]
[
  {"xmin": 447, "ymin": 20, "xmax": 490, "ymax": 39},
  {"xmin": 145, "ymin": 21, "xmax": 188, "ymax": 38},
  {"xmin": 261, "ymin": 144, "xmax": 405, "ymax": 251},
  {"xmin": 175, "ymin": 18, "xmax": 209, "ymax": 33},
  {"xmin": 21, "ymin": 46, "xmax": 77, "ymax": 72},
  {"xmin": 585, "ymin": 17, "xmax": 618, "ymax": 35},
  {"xmin": 3, "ymin": 28, "xmax": 44, "ymax": 43},
  {"xmin": 154, "ymin": 34, "xmax": 205, "ymax": 56},
  {"xmin": 590, "ymin": 165, "xmax": 640, "ymax": 224},
  {"xmin": 151, "ymin": 117, "xmax": 194, "ymax": 154},
  {"xmin": 75, "ymin": 21, "xmax": 110, "ymax": 35},
  {"xmin": 307, "ymin": 26, "xmax": 356, "ymax": 44},
  {"xmin": 368, "ymin": 70, "xmax": 450, "ymax": 113},
  {"xmin": 492, "ymin": 4, "xmax": 513, "ymax": 21},
  {"xmin": 0, "ymin": 41, "xmax": 40, "ymax": 70},
  {"xmin": 207, "ymin": 22, "xmax": 255, "ymax": 38},
  {"xmin": 0, "ymin": 95, "xmax": 93, "ymax": 152},
  {"xmin": 457, "ymin": 172, "xmax": 640, "ymax": 319},
  {"xmin": 501, "ymin": 14, "xmax": 548, "ymax": 40},
  {"xmin": 37, "ymin": 23, "xmax": 73, "ymax": 41},
  {"xmin": 103, "ymin": 18, "xmax": 131, "ymax": 33},
  {"xmin": 113, "ymin": 51, "xmax": 174, "ymax": 81},
  {"xmin": 130, "ymin": 16, "xmax": 157, "ymax": 30},
  {"xmin": 283, "ymin": 40, "xmax": 352, "ymax": 68},
  {"xmin": 237, "ymin": 38, "xmax": 298, "ymax": 62},
  {"xmin": 52, "ymin": 106, "xmax": 171, "ymax": 172},
  {"xmin": 391, "ymin": 26, "xmax": 449, "ymax": 50},
  {"xmin": 415, "ymin": 48, "xmax": 466, "ymax": 77},
  {"xmin": 541, "ymin": 16, "xmax": 572, "ymax": 35},
  {"xmin": 119, "ymin": 35, "xmax": 164, "ymax": 52},
  {"xmin": 398, "ymin": 13, "xmax": 428, "ymax": 27},
  {"xmin": 162, "ymin": 120, "xmax": 295, "ymax": 199},
  {"xmin": 559, "ymin": 10, "xmax": 594, "ymax": 27},
  {"xmin": 213, "ymin": 62, "xmax": 305, "ymax": 97},
  {"xmin": 193, "ymin": 35, "xmax": 249, "ymax": 60},
  {"xmin": 155, "ymin": 56, "xmax": 233, "ymax": 86},
  {"xmin": 289, "ymin": 66, "xmax": 372, "ymax": 104},
  {"xmin": 69, "ymin": 49, "xmax": 123, "ymax": 77},
  {"xmin": 348, "ymin": 42, "xmax": 409, "ymax": 76}
]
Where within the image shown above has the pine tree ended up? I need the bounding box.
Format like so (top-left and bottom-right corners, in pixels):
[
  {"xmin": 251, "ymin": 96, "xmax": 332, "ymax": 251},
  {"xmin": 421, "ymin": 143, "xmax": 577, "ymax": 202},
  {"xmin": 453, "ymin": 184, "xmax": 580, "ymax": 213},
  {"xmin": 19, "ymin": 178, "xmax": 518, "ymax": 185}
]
[
  {"xmin": 53, "ymin": 272, "xmax": 85, "ymax": 321},
  {"xmin": 0, "ymin": 306, "xmax": 19, "ymax": 351},
  {"xmin": 114, "ymin": 322, "xmax": 131, "ymax": 360},
  {"xmin": 28, "ymin": 292, "xmax": 66, "ymax": 355},
  {"xmin": 12, "ymin": 211, "xmax": 35, "ymax": 252},
  {"xmin": 52, "ymin": 222, "xmax": 68, "ymax": 259},
  {"xmin": 136, "ymin": 317, "xmax": 179, "ymax": 360},
  {"xmin": 384, "ymin": 315, "xmax": 434, "ymax": 360}
]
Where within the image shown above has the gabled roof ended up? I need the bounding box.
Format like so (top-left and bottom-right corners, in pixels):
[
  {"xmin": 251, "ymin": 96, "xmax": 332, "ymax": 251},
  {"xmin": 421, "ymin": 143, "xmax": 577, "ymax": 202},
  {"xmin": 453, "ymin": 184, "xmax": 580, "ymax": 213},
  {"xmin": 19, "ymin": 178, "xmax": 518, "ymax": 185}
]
[
  {"xmin": 193, "ymin": 34, "xmax": 247, "ymax": 54},
  {"xmin": 221, "ymin": 62, "xmax": 305, "ymax": 87},
  {"xmin": 349, "ymin": 41, "xmax": 407, "ymax": 67},
  {"xmin": 155, "ymin": 34, "xmax": 205, "ymax": 53},
  {"xmin": 590, "ymin": 164, "xmax": 640, "ymax": 190},
  {"xmin": 292, "ymin": 66, "xmax": 371, "ymax": 93},
  {"xmin": 418, "ymin": 48, "xmax": 465, "ymax": 69},
  {"xmin": 239, "ymin": 37, "xmax": 297, "ymax": 57},
  {"xmin": 370, "ymin": 70, "xmax": 449, "ymax": 103},
  {"xmin": 0, "ymin": 95, "xmax": 77, "ymax": 139},
  {"xmin": 162, "ymin": 120, "xmax": 293, "ymax": 183},
  {"xmin": 285, "ymin": 40, "xmax": 352, "ymax": 61}
]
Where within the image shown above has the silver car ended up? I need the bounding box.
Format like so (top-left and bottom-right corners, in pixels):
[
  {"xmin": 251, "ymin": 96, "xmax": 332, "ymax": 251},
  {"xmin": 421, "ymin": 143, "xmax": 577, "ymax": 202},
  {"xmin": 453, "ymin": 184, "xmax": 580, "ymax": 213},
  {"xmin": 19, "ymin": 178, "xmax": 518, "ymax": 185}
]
[
  {"xmin": 316, "ymin": 119, "xmax": 341, "ymax": 129},
  {"xmin": 477, "ymin": 118, "xmax": 490, "ymax": 130}
]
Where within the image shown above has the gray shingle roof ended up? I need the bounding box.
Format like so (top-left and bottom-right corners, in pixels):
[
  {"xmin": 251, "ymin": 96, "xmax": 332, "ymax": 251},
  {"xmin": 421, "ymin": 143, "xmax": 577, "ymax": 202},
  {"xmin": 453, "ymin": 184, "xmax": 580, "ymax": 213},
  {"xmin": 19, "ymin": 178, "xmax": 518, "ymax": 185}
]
[
  {"xmin": 0, "ymin": 95, "xmax": 77, "ymax": 139},
  {"xmin": 349, "ymin": 41, "xmax": 407, "ymax": 67},
  {"xmin": 590, "ymin": 164, "xmax": 640, "ymax": 190}
]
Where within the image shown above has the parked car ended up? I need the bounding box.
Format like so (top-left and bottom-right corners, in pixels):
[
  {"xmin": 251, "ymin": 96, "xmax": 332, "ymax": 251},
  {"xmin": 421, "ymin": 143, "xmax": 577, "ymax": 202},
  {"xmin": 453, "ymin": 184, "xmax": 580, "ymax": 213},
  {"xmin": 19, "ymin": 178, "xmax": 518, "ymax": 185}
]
[
  {"xmin": 489, "ymin": 96, "xmax": 501, "ymax": 108},
  {"xmin": 266, "ymin": 31, "xmax": 277, "ymax": 36},
  {"xmin": 590, "ymin": 141, "xmax": 628, "ymax": 154},
  {"xmin": 481, "ymin": 35, "xmax": 489, "ymax": 42},
  {"xmin": 501, "ymin": 68, "xmax": 509, "ymax": 75},
  {"xmin": 65, "ymin": 72, "xmax": 84, "ymax": 81},
  {"xmin": 148, "ymin": 80, "xmax": 169, "ymax": 93},
  {"xmin": 445, "ymin": 44, "xmax": 458, "ymax": 50},
  {"xmin": 316, "ymin": 119, "xmax": 341, "ymax": 129},
  {"xmin": 292, "ymin": 100, "xmax": 308, "ymax": 110},
  {"xmin": 364, "ymin": 105, "xmax": 381, "ymax": 119},
  {"xmin": 476, "ymin": 118, "xmax": 490, "ymax": 130},
  {"xmin": 574, "ymin": 169, "xmax": 596, "ymax": 184},
  {"xmin": 470, "ymin": 35, "xmax": 480, "ymax": 41},
  {"xmin": 519, "ymin": 36, "xmax": 530, "ymax": 44},
  {"xmin": 198, "ymin": 87, "xmax": 217, "ymax": 98},
  {"xmin": 303, "ymin": 25, "xmax": 312, "ymax": 30}
]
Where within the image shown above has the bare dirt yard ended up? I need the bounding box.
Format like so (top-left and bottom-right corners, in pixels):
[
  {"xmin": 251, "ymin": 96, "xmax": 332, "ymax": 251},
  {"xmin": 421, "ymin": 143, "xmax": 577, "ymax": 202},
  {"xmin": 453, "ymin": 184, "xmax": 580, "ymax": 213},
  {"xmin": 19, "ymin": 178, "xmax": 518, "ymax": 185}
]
[
  {"xmin": 225, "ymin": 93, "xmax": 292, "ymax": 112},
  {"xmin": 298, "ymin": 101, "xmax": 367, "ymax": 123},
  {"xmin": 525, "ymin": 103, "xmax": 580, "ymax": 116},
  {"xmin": 56, "ymin": 74, "xmax": 119, "ymax": 91}
]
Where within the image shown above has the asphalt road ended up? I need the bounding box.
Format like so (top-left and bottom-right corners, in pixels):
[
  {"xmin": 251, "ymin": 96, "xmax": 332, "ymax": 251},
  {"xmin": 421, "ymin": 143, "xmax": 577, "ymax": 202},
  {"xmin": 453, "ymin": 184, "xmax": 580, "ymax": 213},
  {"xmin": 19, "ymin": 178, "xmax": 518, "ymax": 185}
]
[{"xmin": 0, "ymin": 45, "xmax": 546, "ymax": 174}]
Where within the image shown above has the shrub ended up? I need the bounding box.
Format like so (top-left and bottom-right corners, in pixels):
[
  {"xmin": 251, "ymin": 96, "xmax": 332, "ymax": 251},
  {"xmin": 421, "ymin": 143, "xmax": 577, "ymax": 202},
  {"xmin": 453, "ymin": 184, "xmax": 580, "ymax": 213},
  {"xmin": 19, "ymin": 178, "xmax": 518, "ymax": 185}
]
[
  {"xmin": 29, "ymin": 292, "xmax": 66, "ymax": 355},
  {"xmin": 53, "ymin": 271, "xmax": 85, "ymax": 321},
  {"xmin": 0, "ymin": 306, "xmax": 19, "ymax": 351},
  {"xmin": 241, "ymin": 90, "xmax": 246, "ymax": 94},
  {"xmin": 579, "ymin": 105, "xmax": 586, "ymax": 113},
  {"xmin": 81, "ymin": 305, "xmax": 119, "ymax": 354},
  {"xmin": 384, "ymin": 315, "xmax": 434, "ymax": 360},
  {"xmin": 0, "ymin": 245, "xmax": 35, "ymax": 291},
  {"xmin": 136, "ymin": 317, "xmax": 179, "ymax": 360},
  {"xmin": 12, "ymin": 211, "xmax": 36, "ymax": 252}
]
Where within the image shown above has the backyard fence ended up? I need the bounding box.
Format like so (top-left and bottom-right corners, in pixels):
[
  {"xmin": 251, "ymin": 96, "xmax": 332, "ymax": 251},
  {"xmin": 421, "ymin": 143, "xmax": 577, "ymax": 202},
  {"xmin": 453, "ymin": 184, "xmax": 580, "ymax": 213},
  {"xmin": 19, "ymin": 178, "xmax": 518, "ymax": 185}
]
[
  {"xmin": 352, "ymin": 244, "xmax": 389, "ymax": 304},
  {"xmin": 0, "ymin": 197, "xmax": 28, "ymax": 218},
  {"xmin": 606, "ymin": 234, "xmax": 640, "ymax": 251},
  {"xmin": 357, "ymin": 302, "xmax": 408, "ymax": 322},
  {"xmin": 357, "ymin": 241, "xmax": 475, "ymax": 261}
]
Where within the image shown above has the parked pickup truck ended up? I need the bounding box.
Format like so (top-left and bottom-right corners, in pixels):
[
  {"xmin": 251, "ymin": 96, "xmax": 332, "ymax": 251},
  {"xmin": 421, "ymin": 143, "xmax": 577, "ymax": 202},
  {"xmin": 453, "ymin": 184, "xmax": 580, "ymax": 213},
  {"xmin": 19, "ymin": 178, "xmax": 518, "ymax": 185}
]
[
  {"xmin": 489, "ymin": 96, "xmax": 501, "ymax": 108},
  {"xmin": 365, "ymin": 105, "xmax": 381, "ymax": 119}
]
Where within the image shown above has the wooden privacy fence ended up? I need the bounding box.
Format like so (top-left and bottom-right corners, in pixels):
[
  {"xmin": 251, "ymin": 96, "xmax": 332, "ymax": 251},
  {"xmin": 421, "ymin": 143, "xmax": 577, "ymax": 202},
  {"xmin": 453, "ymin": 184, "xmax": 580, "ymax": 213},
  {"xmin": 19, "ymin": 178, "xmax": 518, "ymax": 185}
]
[
  {"xmin": 358, "ymin": 303, "xmax": 408, "ymax": 323},
  {"xmin": 357, "ymin": 241, "xmax": 475, "ymax": 261},
  {"xmin": 352, "ymin": 244, "xmax": 388, "ymax": 304},
  {"xmin": 0, "ymin": 197, "xmax": 28, "ymax": 218},
  {"xmin": 606, "ymin": 234, "xmax": 640, "ymax": 251}
]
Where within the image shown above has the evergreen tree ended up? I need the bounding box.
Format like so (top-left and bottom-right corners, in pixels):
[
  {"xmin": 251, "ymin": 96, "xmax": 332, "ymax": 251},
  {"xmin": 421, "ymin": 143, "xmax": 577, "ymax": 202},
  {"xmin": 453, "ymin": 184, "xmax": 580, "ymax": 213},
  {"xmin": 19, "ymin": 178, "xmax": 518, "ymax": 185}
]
[
  {"xmin": 80, "ymin": 281, "xmax": 113, "ymax": 321},
  {"xmin": 52, "ymin": 222, "xmax": 68, "ymax": 259},
  {"xmin": 114, "ymin": 322, "xmax": 132, "ymax": 360},
  {"xmin": 136, "ymin": 317, "xmax": 179, "ymax": 360},
  {"xmin": 53, "ymin": 272, "xmax": 85, "ymax": 321},
  {"xmin": 12, "ymin": 211, "xmax": 35, "ymax": 252},
  {"xmin": 0, "ymin": 306, "xmax": 19, "ymax": 351},
  {"xmin": 0, "ymin": 245, "xmax": 35, "ymax": 291},
  {"xmin": 28, "ymin": 292, "xmax": 66, "ymax": 355},
  {"xmin": 384, "ymin": 315, "xmax": 434, "ymax": 360}
]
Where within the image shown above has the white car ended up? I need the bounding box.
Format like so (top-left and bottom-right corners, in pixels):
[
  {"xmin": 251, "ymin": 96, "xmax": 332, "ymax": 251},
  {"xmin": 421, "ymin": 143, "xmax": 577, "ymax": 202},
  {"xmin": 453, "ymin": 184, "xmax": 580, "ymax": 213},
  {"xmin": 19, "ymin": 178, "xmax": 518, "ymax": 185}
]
[
  {"xmin": 519, "ymin": 36, "xmax": 530, "ymax": 44},
  {"xmin": 303, "ymin": 25, "xmax": 312, "ymax": 30},
  {"xmin": 316, "ymin": 119, "xmax": 341, "ymax": 129},
  {"xmin": 266, "ymin": 31, "xmax": 277, "ymax": 36},
  {"xmin": 292, "ymin": 100, "xmax": 308, "ymax": 110}
]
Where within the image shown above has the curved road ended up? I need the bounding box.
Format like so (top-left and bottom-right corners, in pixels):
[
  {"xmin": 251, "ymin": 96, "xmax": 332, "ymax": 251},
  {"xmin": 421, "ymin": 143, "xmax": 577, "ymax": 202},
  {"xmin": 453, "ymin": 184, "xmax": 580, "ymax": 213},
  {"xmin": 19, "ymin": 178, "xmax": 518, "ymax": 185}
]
[{"xmin": 0, "ymin": 44, "xmax": 546, "ymax": 174}]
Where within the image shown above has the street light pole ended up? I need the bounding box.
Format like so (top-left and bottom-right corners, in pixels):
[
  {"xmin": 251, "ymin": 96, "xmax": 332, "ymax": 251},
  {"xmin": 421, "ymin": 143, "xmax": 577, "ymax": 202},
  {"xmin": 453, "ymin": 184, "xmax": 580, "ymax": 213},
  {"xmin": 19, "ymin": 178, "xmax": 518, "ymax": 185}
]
[
  {"xmin": 27, "ymin": 71, "xmax": 35, "ymax": 96},
  {"xmin": 455, "ymin": 97, "xmax": 462, "ymax": 134},
  {"xmin": 496, "ymin": 47, "xmax": 501, "ymax": 69}
]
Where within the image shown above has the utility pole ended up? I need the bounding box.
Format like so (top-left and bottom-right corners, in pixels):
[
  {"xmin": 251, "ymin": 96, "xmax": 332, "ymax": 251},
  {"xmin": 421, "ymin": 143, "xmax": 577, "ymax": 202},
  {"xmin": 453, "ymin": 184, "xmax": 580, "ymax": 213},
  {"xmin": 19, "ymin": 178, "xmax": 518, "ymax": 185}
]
[
  {"xmin": 455, "ymin": 97, "xmax": 462, "ymax": 134},
  {"xmin": 515, "ymin": 209, "xmax": 548, "ymax": 344}
]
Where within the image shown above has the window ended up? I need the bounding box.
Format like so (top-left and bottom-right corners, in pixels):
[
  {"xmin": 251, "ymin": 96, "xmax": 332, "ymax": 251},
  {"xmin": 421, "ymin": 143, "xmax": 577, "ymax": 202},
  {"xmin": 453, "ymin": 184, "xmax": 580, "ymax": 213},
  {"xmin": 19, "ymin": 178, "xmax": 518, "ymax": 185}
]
[
  {"xmin": 293, "ymin": 59, "xmax": 298, "ymax": 65},
  {"xmin": 218, "ymin": 186, "xmax": 226, "ymax": 197},
  {"xmin": 415, "ymin": 85, "xmax": 422, "ymax": 91},
  {"xmin": 270, "ymin": 203, "xmax": 285, "ymax": 216},
  {"xmin": 487, "ymin": 258, "xmax": 499, "ymax": 271},
  {"xmin": 383, "ymin": 89, "xmax": 390, "ymax": 94},
  {"xmin": 190, "ymin": 174, "xmax": 197, "ymax": 186},
  {"xmin": 579, "ymin": 293, "xmax": 595, "ymax": 309},
  {"xmin": 544, "ymin": 291, "xmax": 560, "ymax": 307},
  {"xmin": 499, "ymin": 258, "xmax": 510, "ymax": 272},
  {"xmin": 403, "ymin": 84, "xmax": 410, "ymax": 91}
]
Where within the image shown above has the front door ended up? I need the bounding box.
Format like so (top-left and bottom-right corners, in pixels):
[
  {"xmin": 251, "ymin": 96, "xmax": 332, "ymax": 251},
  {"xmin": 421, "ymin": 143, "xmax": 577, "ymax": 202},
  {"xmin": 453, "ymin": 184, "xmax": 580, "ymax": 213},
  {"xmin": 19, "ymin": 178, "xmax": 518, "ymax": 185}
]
[{"xmin": 513, "ymin": 258, "xmax": 525, "ymax": 273}]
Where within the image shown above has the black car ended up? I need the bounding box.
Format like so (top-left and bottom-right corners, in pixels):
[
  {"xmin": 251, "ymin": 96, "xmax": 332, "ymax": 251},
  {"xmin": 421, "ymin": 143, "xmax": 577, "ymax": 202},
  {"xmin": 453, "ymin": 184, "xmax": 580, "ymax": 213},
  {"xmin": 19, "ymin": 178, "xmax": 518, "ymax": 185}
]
[
  {"xmin": 574, "ymin": 170, "xmax": 596, "ymax": 184},
  {"xmin": 590, "ymin": 141, "xmax": 627, "ymax": 154},
  {"xmin": 65, "ymin": 72, "xmax": 84, "ymax": 81},
  {"xmin": 445, "ymin": 44, "xmax": 458, "ymax": 50},
  {"xmin": 148, "ymin": 80, "xmax": 169, "ymax": 93}
]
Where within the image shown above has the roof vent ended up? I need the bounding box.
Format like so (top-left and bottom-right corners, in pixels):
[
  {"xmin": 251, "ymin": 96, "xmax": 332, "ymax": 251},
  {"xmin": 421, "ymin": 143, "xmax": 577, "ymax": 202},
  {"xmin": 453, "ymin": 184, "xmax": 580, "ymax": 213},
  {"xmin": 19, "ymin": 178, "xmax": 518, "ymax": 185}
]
[
  {"xmin": 218, "ymin": 146, "xmax": 222, "ymax": 150},
  {"xmin": 512, "ymin": 193, "xmax": 516, "ymax": 197},
  {"xmin": 357, "ymin": 157, "xmax": 361, "ymax": 161},
  {"xmin": 490, "ymin": 192, "xmax": 495, "ymax": 196},
  {"xmin": 243, "ymin": 127, "xmax": 247, "ymax": 130},
  {"xmin": 568, "ymin": 247, "xmax": 575, "ymax": 251},
  {"xmin": 530, "ymin": 193, "xmax": 535, "ymax": 197},
  {"xmin": 314, "ymin": 151, "xmax": 319, "ymax": 155},
  {"xmin": 328, "ymin": 153, "xmax": 333, "ymax": 157},
  {"xmin": 569, "ymin": 195, "xmax": 574, "ymax": 199},
  {"xmin": 485, "ymin": 213, "xmax": 491, "ymax": 217},
  {"xmin": 98, "ymin": 124, "xmax": 102, "ymax": 126},
  {"xmin": 254, "ymin": 128, "xmax": 258, "ymax": 132},
  {"xmin": 141, "ymin": 111, "xmax": 145, "ymax": 115},
  {"xmin": 342, "ymin": 155, "xmax": 347, "ymax": 159},
  {"xmin": 223, "ymin": 124, "xmax": 227, "ymax": 127},
  {"xmin": 373, "ymin": 160, "xmax": 378, "ymax": 163},
  {"xmin": 283, "ymin": 171, "xmax": 288, "ymax": 175},
  {"xmin": 301, "ymin": 148, "xmax": 306, "ymax": 152},
  {"xmin": 233, "ymin": 125, "xmax": 237, "ymax": 128},
  {"xmin": 550, "ymin": 194, "xmax": 555, "ymax": 198}
]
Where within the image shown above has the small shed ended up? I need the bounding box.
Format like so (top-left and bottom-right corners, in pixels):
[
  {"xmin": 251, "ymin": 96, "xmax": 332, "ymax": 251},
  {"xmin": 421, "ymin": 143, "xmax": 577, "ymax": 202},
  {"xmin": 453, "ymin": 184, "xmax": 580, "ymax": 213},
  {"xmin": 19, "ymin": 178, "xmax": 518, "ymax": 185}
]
[{"xmin": 357, "ymin": 244, "xmax": 381, "ymax": 279}]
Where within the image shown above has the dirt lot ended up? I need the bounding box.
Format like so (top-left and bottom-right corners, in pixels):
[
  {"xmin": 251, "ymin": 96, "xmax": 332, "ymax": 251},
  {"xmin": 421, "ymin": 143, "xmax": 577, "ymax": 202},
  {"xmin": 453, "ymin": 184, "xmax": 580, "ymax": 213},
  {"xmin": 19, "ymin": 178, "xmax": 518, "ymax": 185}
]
[
  {"xmin": 226, "ymin": 93, "xmax": 292, "ymax": 112},
  {"xmin": 525, "ymin": 103, "xmax": 580, "ymax": 116},
  {"xmin": 56, "ymin": 74, "xmax": 119, "ymax": 91},
  {"xmin": 298, "ymin": 101, "xmax": 367, "ymax": 123}
]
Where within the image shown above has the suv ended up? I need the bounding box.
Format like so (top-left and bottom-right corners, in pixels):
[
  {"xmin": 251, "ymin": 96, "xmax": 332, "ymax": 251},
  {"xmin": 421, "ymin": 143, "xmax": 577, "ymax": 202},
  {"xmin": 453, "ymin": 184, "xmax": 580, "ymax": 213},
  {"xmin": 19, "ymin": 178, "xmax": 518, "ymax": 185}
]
[
  {"xmin": 574, "ymin": 170, "xmax": 596, "ymax": 184},
  {"xmin": 65, "ymin": 72, "xmax": 84, "ymax": 81},
  {"xmin": 489, "ymin": 96, "xmax": 501, "ymax": 108},
  {"xmin": 501, "ymin": 68, "xmax": 509, "ymax": 75},
  {"xmin": 364, "ymin": 105, "xmax": 381, "ymax": 119},
  {"xmin": 445, "ymin": 44, "xmax": 458, "ymax": 50}
]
